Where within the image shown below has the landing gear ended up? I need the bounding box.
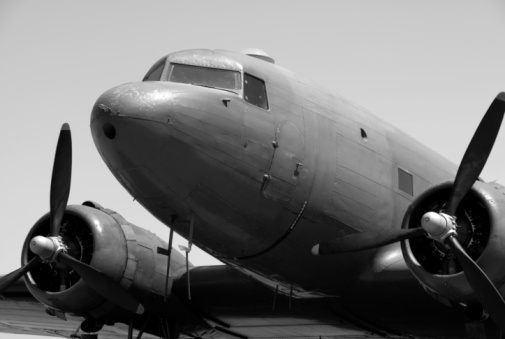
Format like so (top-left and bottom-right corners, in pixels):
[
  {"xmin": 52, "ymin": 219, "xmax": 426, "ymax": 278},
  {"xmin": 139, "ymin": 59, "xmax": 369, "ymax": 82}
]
[
  {"xmin": 75, "ymin": 318, "xmax": 102, "ymax": 339},
  {"xmin": 465, "ymin": 320, "xmax": 503, "ymax": 339},
  {"xmin": 158, "ymin": 317, "xmax": 180, "ymax": 339},
  {"xmin": 80, "ymin": 334, "xmax": 98, "ymax": 339},
  {"xmin": 76, "ymin": 314, "xmax": 180, "ymax": 339},
  {"xmin": 125, "ymin": 315, "xmax": 178, "ymax": 339},
  {"xmin": 80, "ymin": 318, "xmax": 104, "ymax": 334},
  {"xmin": 465, "ymin": 305, "xmax": 503, "ymax": 339}
]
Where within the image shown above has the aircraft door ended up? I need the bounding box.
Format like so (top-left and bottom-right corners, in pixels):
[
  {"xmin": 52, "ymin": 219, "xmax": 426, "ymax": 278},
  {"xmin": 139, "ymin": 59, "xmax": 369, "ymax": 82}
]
[{"xmin": 261, "ymin": 121, "xmax": 304, "ymax": 203}]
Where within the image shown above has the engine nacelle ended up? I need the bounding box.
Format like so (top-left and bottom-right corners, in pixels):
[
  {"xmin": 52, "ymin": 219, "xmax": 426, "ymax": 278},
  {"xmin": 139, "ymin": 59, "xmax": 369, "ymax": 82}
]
[
  {"xmin": 401, "ymin": 181, "xmax": 505, "ymax": 306},
  {"xmin": 21, "ymin": 202, "xmax": 185, "ymax": 319}
]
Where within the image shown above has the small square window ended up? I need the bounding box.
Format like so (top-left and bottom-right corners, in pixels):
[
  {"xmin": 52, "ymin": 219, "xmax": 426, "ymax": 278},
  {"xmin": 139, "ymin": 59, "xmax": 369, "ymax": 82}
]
[
  {"xmin": 398, "ymin": 168, "xmax": 413, "ymax": 196},
  {"xmin": 244, "ymin": 73, "xmax": 268, "ymax": 109}
]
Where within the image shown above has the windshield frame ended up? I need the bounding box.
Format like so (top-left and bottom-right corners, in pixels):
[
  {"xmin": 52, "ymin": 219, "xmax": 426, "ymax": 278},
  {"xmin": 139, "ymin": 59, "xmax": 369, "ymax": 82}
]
[
  {"xmin": 167, "ymin": 63, "xmax": 242, "ymax": 94},
  {"xmin": 142, "ymin": 56, "xmax": 168, "ymax": 82}
]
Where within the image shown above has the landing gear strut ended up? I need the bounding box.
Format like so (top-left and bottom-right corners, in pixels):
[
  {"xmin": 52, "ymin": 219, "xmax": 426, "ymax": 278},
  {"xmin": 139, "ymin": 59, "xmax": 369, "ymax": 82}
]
[
  {"xmin": 80, "ymin": 334, "xmax": 98, "ymax": 339},
  {"xmin": 465, "ymin": 305, "xmax": 503, "ymax": 339}
]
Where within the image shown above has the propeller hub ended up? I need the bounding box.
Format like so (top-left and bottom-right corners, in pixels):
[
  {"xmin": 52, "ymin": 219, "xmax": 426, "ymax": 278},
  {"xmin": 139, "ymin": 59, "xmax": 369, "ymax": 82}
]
[
  {"xmin": 30, "ymin": 236, "xmax": 66, "ymax": 262},
  {"xmin": 421, "ymin": 212, "xmax": 457, "ymax": 243}
]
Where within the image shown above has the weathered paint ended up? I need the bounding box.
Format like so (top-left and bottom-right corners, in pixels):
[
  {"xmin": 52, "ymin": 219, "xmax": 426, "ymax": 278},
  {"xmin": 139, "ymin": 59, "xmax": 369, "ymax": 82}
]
[
  {"xmin": 20, "ymin": 204, "xmax": 190, "ymax": 321},
  {"xmin": 90, "ymin": 49, "xmax": 459, "ymax": 298}
]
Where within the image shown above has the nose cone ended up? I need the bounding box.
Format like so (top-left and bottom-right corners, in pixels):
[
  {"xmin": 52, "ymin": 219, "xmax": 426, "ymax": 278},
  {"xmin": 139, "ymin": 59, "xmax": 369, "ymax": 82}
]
[
  {"xmin": 90, "ymin": 82, "xmax": 173, "ymax": 169},
  {"xmin": 30, "ymin": 236, "xmax": 56, "ymax": 259},
  {"xmin": 91, "ymin": 82, "xmax": 174, "ymax": 124}
]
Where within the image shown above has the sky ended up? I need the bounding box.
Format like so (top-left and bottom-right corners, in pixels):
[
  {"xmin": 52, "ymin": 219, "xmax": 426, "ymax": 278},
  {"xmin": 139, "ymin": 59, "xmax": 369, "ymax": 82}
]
[{"xmin": 1, "ymin": 1, "xmax": 505, "ymax": 338}]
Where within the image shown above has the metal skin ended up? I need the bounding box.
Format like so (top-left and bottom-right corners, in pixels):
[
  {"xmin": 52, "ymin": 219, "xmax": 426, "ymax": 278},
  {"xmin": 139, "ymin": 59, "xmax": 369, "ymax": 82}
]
[
  {"xmin": 89, "ymin": 48, "xmax": 464, "ymax": 301},
  {"xmin": 5, "ymin": 49, "xmax": 505, "ymax": 338},
  {"xmin": 402, "ymin": 181, "xmax": 505, "ymax": 305},
  {"xmin": 21, "ymin": 203, "xmax": 189, "ymax": 321}
]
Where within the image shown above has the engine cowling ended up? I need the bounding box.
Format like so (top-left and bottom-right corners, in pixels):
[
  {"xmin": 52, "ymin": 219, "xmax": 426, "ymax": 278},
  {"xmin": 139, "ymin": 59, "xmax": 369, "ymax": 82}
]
[
  {"xmin": 402, "ymin": 180, "xmax": 505, "ymax": 306},
  {"xmin": 21, "ymin": 202, "xmax": 185, "ymax": 319}
]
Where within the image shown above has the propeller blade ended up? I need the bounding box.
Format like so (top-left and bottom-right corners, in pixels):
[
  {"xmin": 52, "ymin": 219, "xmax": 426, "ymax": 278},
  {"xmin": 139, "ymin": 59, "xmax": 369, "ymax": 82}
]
[
  {"xmin": 312, "ymin": 228, "xmax": 426, "ymax": 255},
  {"xmin": 0, "ymin": 257, "xmax": 41, "ymax": 294},
  {"xmin": 58, "ymin": 252, "xmax": 144, "ymax": 314},
  {"xmin": 445, "ymin": 93, "xmax": 505, "ymax": 216},
  {"xmin": 446, "ymin": 236, "xmax": 505, "ymax": 333},
  {"xmin": 49, "ymin": 123, "xmax": 72, "ymax": 237}
]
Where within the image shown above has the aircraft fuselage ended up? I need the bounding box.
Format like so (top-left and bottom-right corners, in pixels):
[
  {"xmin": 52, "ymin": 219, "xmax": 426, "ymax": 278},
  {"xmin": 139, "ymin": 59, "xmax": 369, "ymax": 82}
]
[{"xmin": 90, "ymin": 49, "xmax": 458, "ymax": 298}]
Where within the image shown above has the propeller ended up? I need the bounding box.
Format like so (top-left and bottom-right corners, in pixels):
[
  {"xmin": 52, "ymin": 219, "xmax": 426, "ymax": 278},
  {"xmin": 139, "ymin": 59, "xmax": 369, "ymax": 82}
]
[
  {"xmin": 446, "ymin": 236, "xmax": 505, "ymax": 327},
  {"xmin": 312, "ymin": 92, "xmax": 505, "ymax": 255},
  {"xmin": 0, "ymin": 257, "xmax": 41, "ymax": 293},
  {"xmin": 445, "ymin": 92, "xmax": 505, "ymax": 216},
  {"xmin": 49, "ymin": 123, "xmax": 72, "ymax": 237},
  {"xmin": 312, "ymin": 92, "xmax": 505, "ymax": 331},
  {"xmin": 0, "ymin": 124, "xmax": 144, "ymax": 314},
  {"xmin": 311, "ymin": 227, "xmax": 425, "ymax": 255},
  {"xmin": 59, "ymin": 252, "xmax": 144, "ymax": 314}
]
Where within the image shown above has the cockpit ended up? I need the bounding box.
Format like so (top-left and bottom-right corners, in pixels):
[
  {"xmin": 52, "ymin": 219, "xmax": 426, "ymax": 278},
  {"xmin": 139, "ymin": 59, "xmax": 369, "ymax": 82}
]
[
  {"xmin": 142, "ymin": 51, "xmax": 269, "ymax": 110},
  {"xmin": 168, "ymin": 63, "xmax": 241, "ymax": 92},
  {"xmin": 142, "ymin": 56, "xmax": 166, "ymax": 82}
]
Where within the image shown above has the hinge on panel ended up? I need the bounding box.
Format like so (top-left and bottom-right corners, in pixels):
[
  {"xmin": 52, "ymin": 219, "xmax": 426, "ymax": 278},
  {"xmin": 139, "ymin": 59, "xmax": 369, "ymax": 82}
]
[{"xmin": 260, "ymin": 173, "xmax": 271, "ymax": 197}]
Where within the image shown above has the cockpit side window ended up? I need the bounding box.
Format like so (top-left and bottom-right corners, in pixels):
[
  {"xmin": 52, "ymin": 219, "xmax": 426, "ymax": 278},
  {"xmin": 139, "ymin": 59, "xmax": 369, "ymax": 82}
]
[
  {"xmin": 244, "ymin": 73, "xmax": 268, "ymax": 110},
  {"xmin": 168, "ymin": 63, "xmax": 241, "ymax": 91},
  {"xmin": 143, "ymin": 56, "xmax": 167, "ymax": 81}
]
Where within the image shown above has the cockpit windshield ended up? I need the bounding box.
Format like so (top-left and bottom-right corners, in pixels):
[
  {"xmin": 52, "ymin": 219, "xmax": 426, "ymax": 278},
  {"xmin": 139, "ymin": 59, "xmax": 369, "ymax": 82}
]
[
  {"xmin": 143, "ymin": 56, "xmax": 167, "ymax": 81},
  {"xmin": 168, "ymin": 63, "xmax": 241, "ymax": 92}
]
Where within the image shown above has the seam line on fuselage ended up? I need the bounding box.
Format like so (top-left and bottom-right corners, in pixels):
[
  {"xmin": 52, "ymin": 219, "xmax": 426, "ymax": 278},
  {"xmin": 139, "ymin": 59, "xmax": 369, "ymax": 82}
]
[{"xmin": 227, "ymin": 201, "xmax": 308, "ymax": 261}]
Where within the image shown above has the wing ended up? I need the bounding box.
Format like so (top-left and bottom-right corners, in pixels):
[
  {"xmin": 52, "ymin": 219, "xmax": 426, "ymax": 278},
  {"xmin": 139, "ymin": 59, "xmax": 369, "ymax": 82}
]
[
  {"xmin": 0, "ymin": 278, "xmax": 160, "ymax": 339},
  {"xmin": 172, "ymin": 265, "xmax": 409, "ymax": 339},
  {"xmin": 0, "ymin": 269, "xmax": 399, "ymax": 339},
  {"xmin": 1, "ymin": 265, "xmax": 466, "ymax": 339}
]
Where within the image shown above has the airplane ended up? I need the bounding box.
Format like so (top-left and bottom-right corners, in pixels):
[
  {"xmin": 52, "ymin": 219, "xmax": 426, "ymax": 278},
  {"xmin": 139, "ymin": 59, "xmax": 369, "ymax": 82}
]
[{"xmin": 1, "ymin": 47, "xmax": 505, "ymax": 339}]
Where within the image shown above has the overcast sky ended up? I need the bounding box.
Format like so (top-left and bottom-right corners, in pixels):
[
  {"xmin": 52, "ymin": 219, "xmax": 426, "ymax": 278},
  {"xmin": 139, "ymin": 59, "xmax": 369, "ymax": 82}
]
[{"xmin": 2, "ymin": 1, "xmax": 505, "ymax": 338}]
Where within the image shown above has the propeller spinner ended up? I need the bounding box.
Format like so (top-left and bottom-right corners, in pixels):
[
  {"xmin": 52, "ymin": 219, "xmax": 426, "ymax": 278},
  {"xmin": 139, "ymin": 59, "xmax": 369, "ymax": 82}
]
[{"xmin": 0, "ymin": 124, "xmax": 144, "ymax": 315}]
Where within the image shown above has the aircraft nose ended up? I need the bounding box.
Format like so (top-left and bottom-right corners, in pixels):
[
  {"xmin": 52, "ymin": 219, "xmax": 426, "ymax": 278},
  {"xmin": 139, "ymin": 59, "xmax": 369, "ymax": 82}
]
[
  {"xmin": 90, "ymin": 82, "xmax": 173, "ymax": 168},
  {"xmin": 91, "ymin": 82, "xmax": 174, "ymax": 124}
]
